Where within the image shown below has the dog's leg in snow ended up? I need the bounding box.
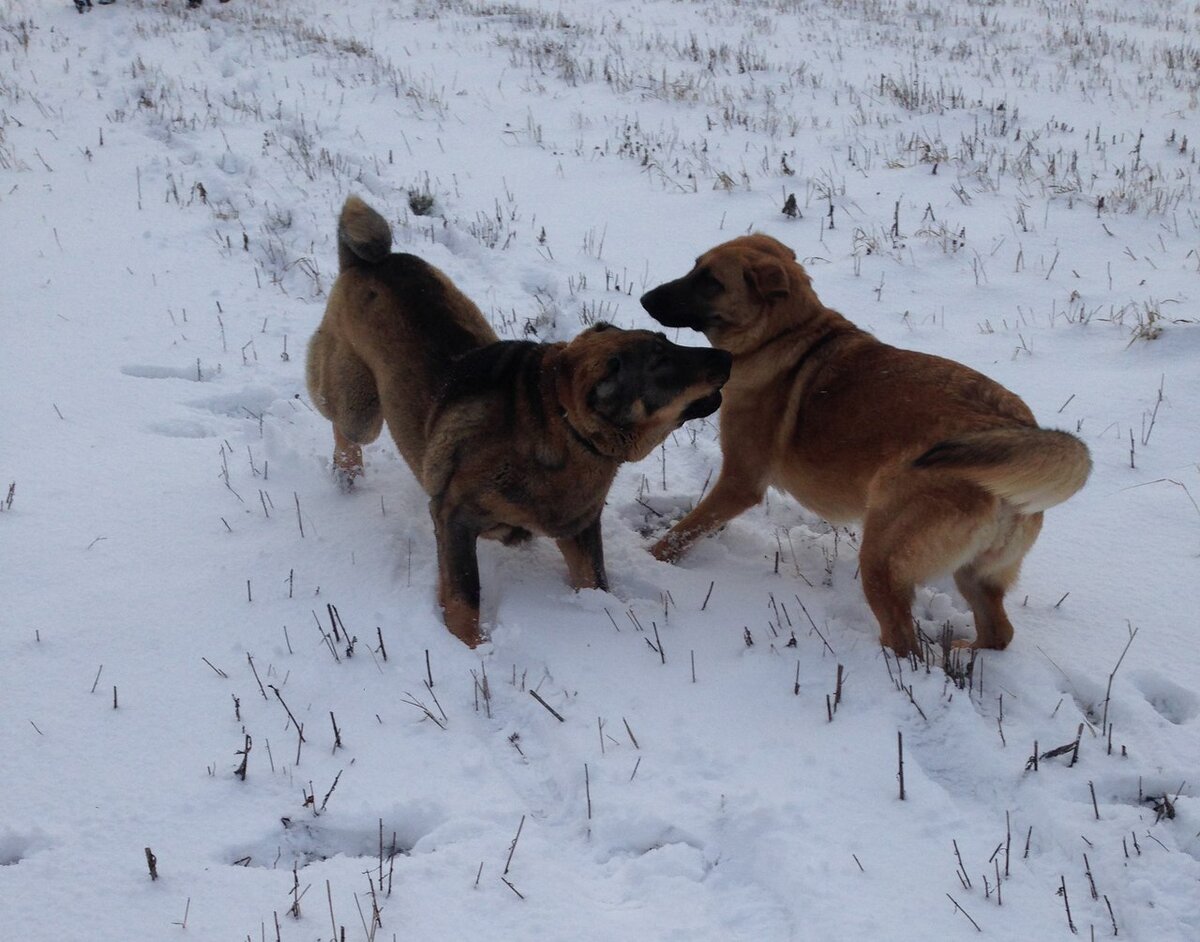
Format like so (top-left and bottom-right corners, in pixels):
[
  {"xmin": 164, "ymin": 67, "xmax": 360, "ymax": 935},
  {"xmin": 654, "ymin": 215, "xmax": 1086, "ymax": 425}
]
[
  {"xmin": 953, "ymin": 510, "xmax": 1041, "ymax": 649},
  {"xmin": 860, "ymin": 471, "xmax": 1001, "ymax": 657},
  {"xmin": 651, "ymin": 464, "xmax": 765, "ymax": 562},
  {"xmin": 431, "ymin": 501, "xmax": 484, "ymax": 647},
  {"xmin": 557, "ymin": 514, "xmax": 608, "ymax": 592},
  {"xmin": 332, "ymin": 427, "xmax": 364, "ymax": 481}
]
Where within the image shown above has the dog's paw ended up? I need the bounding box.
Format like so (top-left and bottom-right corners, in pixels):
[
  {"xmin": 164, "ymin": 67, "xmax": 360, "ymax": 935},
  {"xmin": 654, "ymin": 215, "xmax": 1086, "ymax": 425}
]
[
  {"xmin": 649, "ymin": 535, "xmax": 682, "ymax": 563},
  {"xmin": 331, "ymin": 466, "xmax": 361, "ymax": 492}
]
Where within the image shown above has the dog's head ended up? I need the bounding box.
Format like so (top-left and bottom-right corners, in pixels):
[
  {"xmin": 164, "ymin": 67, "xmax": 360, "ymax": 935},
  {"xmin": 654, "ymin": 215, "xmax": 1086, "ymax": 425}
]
[
  {"xmin": 556, "ymin": 323, "xmax": 731, "ymax": 462},
  {"xmin": 640, "ymin": 235, "xmax": 821, "ymax": 355}
]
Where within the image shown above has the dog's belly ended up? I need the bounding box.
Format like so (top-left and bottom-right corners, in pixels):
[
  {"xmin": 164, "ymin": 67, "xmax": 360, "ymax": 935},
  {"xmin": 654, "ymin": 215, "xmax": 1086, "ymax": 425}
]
[{"xmin": 773, "ymin": 461, "xmax": 866, "ymax": 524}]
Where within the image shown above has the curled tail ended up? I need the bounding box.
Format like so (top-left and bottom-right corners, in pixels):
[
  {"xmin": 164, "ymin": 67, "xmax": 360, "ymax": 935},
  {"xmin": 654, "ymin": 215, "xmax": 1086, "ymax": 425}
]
[
  {"xmin": 337, "ymin": 195, "xmax": 392, "ymax": 271},
  {"xmin": 914, "ymin": 427, "xmax": 1091, "ymax": 513}
]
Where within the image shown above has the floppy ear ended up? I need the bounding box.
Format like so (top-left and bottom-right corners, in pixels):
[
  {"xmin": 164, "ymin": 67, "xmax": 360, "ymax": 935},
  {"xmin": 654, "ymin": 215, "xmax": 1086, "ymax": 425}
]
[
  {"xmin": 588, "ymin": 356, "xmax": 626, "ymax": 419},
  {"xmin": 743, "ymin": 258, "xmax": 790, "ymax": 300}
]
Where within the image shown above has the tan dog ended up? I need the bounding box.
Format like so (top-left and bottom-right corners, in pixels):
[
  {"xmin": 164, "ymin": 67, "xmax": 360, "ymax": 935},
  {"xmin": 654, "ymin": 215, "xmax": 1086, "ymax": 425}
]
[
  {"xmin": 640, "ymin": 234, "xmax": 1090, "ymax": 657},
  {"xmin": 307, "ymin": 196, "xmax": 731, "ymax": 646}
]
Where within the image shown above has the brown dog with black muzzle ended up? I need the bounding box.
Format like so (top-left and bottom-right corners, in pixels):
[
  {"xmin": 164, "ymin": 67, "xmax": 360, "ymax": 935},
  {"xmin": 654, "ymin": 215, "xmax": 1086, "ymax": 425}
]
[
  {"xmin": 306, "ymin": 196, "xmax": 731, "ymax": 647},
  {"xmin": 640, "ymin": 234, "xmax": 1090, "ymax": 657}
]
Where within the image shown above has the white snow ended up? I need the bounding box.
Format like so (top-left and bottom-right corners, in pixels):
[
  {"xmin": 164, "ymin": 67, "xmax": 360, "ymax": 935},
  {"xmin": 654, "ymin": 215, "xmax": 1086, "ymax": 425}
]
[{"xmin": 2, "ymin": 0, "xmax": 1198, "ymax": 939}]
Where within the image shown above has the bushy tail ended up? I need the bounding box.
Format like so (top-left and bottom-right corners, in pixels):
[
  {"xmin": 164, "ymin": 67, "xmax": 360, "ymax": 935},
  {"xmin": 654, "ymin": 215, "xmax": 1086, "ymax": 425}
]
[
  {"xmin": 914, "ymin": 427, "xmax": 1091, "ymax": 513},
  {"xmin": 337, "ymin": 195, "xmax": 392, "ymax": 271}
]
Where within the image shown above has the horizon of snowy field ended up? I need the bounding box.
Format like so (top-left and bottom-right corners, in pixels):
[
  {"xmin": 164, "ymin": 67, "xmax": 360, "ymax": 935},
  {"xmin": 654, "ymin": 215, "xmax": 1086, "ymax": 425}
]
[{"xmin": 2, "ymin": 0, "xmax": 1199, "ymax": 939}]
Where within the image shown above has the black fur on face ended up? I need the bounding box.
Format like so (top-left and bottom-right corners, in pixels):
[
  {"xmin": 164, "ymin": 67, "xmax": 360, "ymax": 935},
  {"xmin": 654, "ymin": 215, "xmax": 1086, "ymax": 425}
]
[
  {"xmin": 587, "ymin": 332, "xmax": 731, "ymax": 427},
  {"xmin": 639, "ymin": 267, "xmax": 725, "ymax": 331}
]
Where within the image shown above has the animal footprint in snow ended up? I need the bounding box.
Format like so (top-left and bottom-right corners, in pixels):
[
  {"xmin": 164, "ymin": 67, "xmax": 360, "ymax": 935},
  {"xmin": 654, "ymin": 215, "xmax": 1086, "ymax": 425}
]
[
  {"xmin": 121, "ymin": 363, "xmax": 204, "ymax": 381},
  {"xmin": 1129, "ymin": 670, "xmax": 1199, "ymax": 725}
]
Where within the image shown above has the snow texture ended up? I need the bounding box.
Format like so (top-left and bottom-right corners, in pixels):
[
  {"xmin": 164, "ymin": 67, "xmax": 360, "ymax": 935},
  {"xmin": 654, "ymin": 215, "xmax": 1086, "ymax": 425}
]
[{"xmin": 2, "ymin": 0, "xmax": 1198, "ymax": 939}]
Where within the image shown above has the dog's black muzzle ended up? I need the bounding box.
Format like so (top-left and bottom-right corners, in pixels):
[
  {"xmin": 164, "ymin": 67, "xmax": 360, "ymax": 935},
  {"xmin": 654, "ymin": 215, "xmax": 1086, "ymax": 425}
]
[
  {"xmin": 677, "ymin": 347, "xmax": 731, "ymax": 423},
  {"xmin": 641, "ymin": 279, "xmax": 709, "ymax": 331}
]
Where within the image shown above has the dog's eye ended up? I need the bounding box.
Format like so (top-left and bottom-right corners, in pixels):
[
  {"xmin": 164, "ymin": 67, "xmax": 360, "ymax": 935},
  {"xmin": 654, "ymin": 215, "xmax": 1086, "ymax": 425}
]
[{"xmin": 606, "ymin": 356, "xmax": 621, "ymax": 375}]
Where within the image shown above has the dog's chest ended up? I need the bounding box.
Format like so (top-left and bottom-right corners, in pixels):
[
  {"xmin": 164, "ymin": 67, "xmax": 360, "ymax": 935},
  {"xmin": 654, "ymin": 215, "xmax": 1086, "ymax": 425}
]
[{"xmin": 488, "ymin": 452, "xmax": 614, "ymax": 536}]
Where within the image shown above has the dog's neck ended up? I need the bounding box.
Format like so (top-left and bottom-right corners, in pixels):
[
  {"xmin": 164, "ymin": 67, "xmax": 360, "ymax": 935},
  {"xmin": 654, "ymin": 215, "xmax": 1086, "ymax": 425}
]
[
  {"xmin": 559, "ymin": 407, "xmax": 606, "ymax": 457},
  {"xmin": 719, "ymin": 306, "xmax": 859, "ymax": 386}
]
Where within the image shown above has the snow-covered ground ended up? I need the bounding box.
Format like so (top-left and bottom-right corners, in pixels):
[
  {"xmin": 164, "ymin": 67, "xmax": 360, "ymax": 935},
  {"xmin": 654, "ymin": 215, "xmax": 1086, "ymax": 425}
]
[{"xmin": 2, "ymin": 0, "xmax": 1198, "ymax": 938}]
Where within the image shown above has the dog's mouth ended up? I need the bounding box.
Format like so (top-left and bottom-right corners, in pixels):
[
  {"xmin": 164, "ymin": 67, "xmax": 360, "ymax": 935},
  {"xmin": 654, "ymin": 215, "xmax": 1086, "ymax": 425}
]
[{"xmin": 679, "ymin": 390, "xmax": 723, "ymax": 424}]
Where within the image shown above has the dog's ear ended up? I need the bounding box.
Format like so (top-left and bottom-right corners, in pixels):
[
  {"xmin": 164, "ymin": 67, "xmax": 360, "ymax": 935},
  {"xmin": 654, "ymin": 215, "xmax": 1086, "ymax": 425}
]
[
  {"xmin": 588, "ymin": 355, "xmax": 628, "ymax": 420},
  {"xmin": 743, "ymin": 257, "xmax": 790, "ymax": 300}
]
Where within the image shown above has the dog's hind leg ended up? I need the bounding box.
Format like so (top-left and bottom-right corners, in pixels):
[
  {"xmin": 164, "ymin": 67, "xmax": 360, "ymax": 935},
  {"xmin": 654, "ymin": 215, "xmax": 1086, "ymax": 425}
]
[
  {"xmin": 332, "ymin": 428, "xmax": 367, "ymax": 481},
  {"xmin": 954, "ymin": 510, "xmax": 1042, "ymax": 649},
  {"xmin": 307, "ymin": 330, "xmax": 382, "ymax": 480},
  {"xmin": 557, "ymin": 514, "xmax": 608, "ymax": 592},
  {"xmin": 860, "ymin": 470, "xmax": 1000, "ymax": 658}
]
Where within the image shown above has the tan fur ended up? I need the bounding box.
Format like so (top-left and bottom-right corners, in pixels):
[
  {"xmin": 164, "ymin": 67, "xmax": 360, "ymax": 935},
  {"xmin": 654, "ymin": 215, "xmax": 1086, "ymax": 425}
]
[
  {"xmin": 308, "ymin": 196, "xmax": 729, "ymax": 646},
  {"xmin": 641, "ymin": 234, "xmax": 1091, "ymax": 656}
]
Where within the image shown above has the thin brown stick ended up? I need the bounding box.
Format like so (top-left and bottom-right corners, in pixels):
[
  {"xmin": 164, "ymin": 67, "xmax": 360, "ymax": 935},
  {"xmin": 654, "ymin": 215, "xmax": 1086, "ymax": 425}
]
[
  {"xmin": 953, "ymin": 840, "xmax": 972, "ymax": 889},
  {"xmin": 235, "ymin": 733, "xmax": 252, "ymax": 780},
  {"xmin": 946, "ymin": 894, "xmax": 981, "ymax": 932},
  {"xmin": 269, "ymin": 685, "xmax": 307, "ymax": 741},
  {"xmin": 529, "ymin": 689, "xmax": 565, "ymax": 722},
  {"xmin": 500, "ymin": 877, "xmax": 525, "ymax": 900},
  {"xmin": 1060, "ymin": 875, "xmax": 1077, "ymax": 934},
  {"xmin": 320, "ymin": 770, "xmax": 342, "ymax": 813},
  {"xmin": 503, "ymin": 815, "xmax": 526, "ymax": 876},
  {"xmin": 1100, "ymin": 625, "xmax": 1138, "ymax": 737},
  {"xmin": 247, "ymin": 653, "xmax": 268, "ymax": 700}
]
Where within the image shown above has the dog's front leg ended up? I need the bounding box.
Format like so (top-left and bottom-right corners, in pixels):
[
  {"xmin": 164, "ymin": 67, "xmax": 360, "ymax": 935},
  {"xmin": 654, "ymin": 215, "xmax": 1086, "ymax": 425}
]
[
  {"xmin": 651, "ymin": 466, "xmax": 765, "ymax": 562},
  {"xmin": 431, "ymin": 501, "xmax": 484, "ymax": 647},
  {"xmin": 557, "ymin": 513, "xmax": 608, "ymax": 592}
]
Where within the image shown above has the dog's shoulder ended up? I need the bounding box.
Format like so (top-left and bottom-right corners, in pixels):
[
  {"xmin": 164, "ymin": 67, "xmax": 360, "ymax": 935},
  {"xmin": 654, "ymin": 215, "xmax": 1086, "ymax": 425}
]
[{"xmin": 438, "ymin": 340, "xmax": 547, "ymax": 407}]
